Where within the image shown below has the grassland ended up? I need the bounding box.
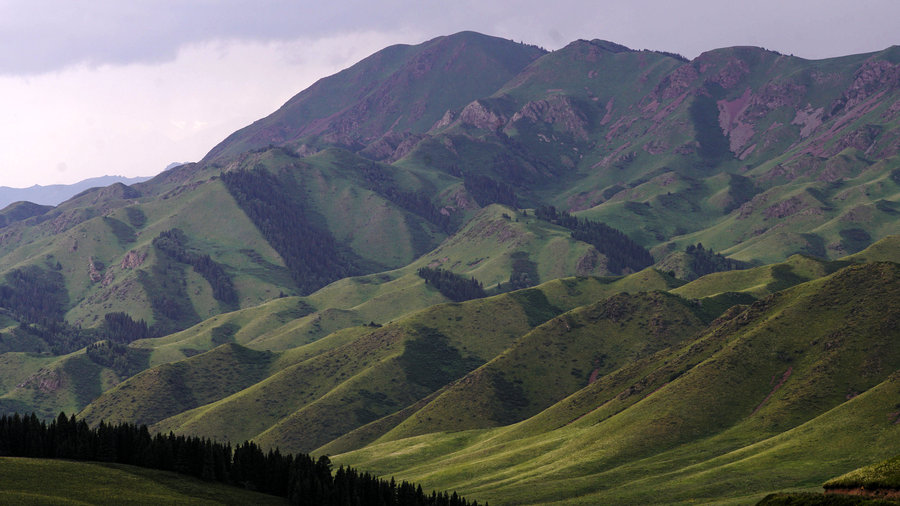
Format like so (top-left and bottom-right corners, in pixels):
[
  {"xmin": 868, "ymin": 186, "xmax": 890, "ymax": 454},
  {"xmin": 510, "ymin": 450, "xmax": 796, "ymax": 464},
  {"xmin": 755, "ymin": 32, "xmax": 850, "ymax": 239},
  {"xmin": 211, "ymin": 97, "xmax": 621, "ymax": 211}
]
[
  {"xmin": 333, "ymin": 262, "xmax": 900, "ymax": 504},
  {"xmin": 0, "ymin": 457, "xmax": 285, "ymax": 505},
  {"xmin": 826, "ymin": 454, "xmax": 900, "ymax": 491},
  {"xmin": 2, "ymin": 34, "xmax": 900, "ymax": 505}
]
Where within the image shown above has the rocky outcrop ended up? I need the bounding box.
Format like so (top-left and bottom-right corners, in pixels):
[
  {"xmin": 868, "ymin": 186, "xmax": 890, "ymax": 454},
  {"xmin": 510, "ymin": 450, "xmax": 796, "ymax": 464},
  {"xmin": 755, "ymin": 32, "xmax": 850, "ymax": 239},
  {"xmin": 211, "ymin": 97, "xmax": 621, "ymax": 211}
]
[
  {"xmin": 360, "ymin": 132, "xmax": 427, "ymax": 162},
  {"xmin": 17, "ymin": 369, "xmax": 62, "ymax": 394},
  {"xmin": 652, "ymin": 64, "xmax": 700, "ymax": 100},
  {"xmin": 831, "ymin": 59, "xmax": 900, "ymax": 114},
  {"xmin": 430, "ymin": 109, "xmax": 456, "ymax": 131},
  {"xmin": 120, "ymin": 249, "xmax": 147, "ymax": 269},
  {"xmin": 88, "ymin": 256, "xmax": 104, "ymax": 283},
  {"xmin": 458, "ymin": 100, "xmax": 507, "ymax": 131},
  {"xmin": 791, "ymin": 105, "xmax": 825, "ymax": 138},
  {"xmin": 509, "ymin": 95, "xmax": 590, "ymax": 140}
]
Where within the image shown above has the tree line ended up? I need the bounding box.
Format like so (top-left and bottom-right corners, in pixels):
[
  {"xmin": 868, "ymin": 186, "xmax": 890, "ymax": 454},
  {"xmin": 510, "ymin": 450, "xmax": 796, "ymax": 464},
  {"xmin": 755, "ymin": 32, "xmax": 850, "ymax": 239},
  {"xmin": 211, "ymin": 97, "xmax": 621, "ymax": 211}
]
[
  {"xmin": 534, "ymin": 206, "xmax": 653, "ymax": 274},
  {"xmin": 464, "ymin": 174, "xmax": 519, "ymax": 208},
  {"xmin": 152, "ymin": 228, "xmax": 238, "ymax": 307},
  {"xmin": 685, "ymin": 243, "xmax": 748, "ymax": 279},
  {"xmin": 0, "ymin": 412, "xmax": 484, "ymax": 506},
  {"xmin": 221, "ymin": 167, "xmax": 359, "ymax": 295},
  {"xmin": 0, "ymin": 265, "xmax": 68, "ymax": 326},
  {"xmin": 85, "ymin": 340, "xmax": 150, "ymax": 377},
  {"xmin": 362, "ymin": 164, "xmax": 452, "ymax": 233},
  {"xmin": 417, "ymin": 267, "xmax": 486, "ymax": 302}
]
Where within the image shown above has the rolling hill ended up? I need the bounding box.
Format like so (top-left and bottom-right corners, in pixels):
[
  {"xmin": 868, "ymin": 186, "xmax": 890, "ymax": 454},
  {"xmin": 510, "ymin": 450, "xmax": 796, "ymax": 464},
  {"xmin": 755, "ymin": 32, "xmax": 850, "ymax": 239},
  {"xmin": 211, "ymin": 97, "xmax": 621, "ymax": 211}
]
[
  {"xmin": 335, "ymin": 261, "xmax": 900, "ymax": 504},
  {"xmin": 0, "ymin": 32, "xmax": 896, "ymax": 343},
  {"xmin": 0, "ymin": 31, "xmax": 898, "ymax": 504},
  {"xmin": 0, "ymin": 457, "xmax": 284, "ymax": 505},
  {"xmin": 62, "ymin": 238, "xmax": 899, "ymax": 505}
]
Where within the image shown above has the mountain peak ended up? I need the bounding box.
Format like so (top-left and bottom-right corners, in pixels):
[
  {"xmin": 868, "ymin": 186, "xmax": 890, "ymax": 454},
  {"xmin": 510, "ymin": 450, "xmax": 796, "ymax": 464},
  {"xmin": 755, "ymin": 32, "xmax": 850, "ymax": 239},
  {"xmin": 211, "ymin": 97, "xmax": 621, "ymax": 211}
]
[
  {"xmin": 587, "ymin": 39, "xmax": 633, "ymax": 53},
  {"xmin": 203, "ymin": 32, "xmax": 545, "ymax": 162}
]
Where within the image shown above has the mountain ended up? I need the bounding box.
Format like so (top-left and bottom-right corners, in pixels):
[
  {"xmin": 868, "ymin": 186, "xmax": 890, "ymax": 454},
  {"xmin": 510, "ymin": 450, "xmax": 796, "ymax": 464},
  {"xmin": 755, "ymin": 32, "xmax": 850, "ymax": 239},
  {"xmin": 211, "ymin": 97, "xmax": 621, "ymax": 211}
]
[
  {"xmin": 0, "ymin": 175, "xmax": 152, "ymax": 209},
  {"xmin": 0, "ymin": 33, "xmax": 896, "ymax": 341},
  {"xmin": 0, "ymin": 31, "xmax": 898, "ymax": 504},
  {"xmin": 64, "ymin": 238, "xmax": 900, "ymax": 505},
  {"xmin": 203, "ymin": 31, "xmax": 547, "ymax": 161},
  {"xmin": 335, "ymin": 261, "xmax": 900, "ymax": 504}
]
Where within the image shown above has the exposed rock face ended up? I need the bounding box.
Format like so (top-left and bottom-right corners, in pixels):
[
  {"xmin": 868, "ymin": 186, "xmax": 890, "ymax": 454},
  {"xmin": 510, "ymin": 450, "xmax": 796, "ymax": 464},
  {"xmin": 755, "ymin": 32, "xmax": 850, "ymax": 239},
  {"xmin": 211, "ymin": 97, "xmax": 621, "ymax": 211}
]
[
  {"xmin": 792, "ymin": 106, "xmax": 825, "ymax": 138},
  {"xmin": 509, "ymin": 95, "xmax": 590, "ymax": 140},
  {"xmin": 458, "ymin": 100, "xmax": 506, "ymax": 131},
  {"xmin": 717, "ymin": 81, "xmax": 808, "ymax": 155},
  {"xmin": 705, "ymin": 57, "xmax": 751, "ymax": 89},
  {"xmin": 763, "ymin": 195, "xmax": 824, "ymax": 220},
  {"xmin": 652, "ymin": 64, "xmax": 700, "ymax": 100},
  {"xmin": 120, "ymin": 249, "xmax": 147, "ymax": 269},
  {"xmin": 832, "ymin": 59, "xmax": 900, "ymax": 114},
  {"xmin": 361, "ymin": 132, "xmax": 427, "ymax": 162},
  {"xmin": 88, "ymin": 256, "xmax": 103, "ymax": 283},
  {"xmin": 17, "ymin": 369, "xmax": 62, "ymax": 393},
  {"xmin": 431, "ymin": 109, "xmax": 456, "ymax": 131}
]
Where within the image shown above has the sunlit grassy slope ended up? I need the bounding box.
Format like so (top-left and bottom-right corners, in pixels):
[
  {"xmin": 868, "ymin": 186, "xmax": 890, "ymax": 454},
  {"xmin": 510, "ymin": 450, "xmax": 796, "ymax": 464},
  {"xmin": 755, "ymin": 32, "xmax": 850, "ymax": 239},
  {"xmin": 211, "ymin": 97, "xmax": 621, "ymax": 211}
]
[
  {"xmin": 79, "ymin": 268, "xmax": 679, "ymax": 453},
  {"xmin": 335, "ymin": 261, "xmax": 900, "ymax": 505},
  {"xmin": 60, "ymin": 237, "xmax": 900, "ymax": 504},
  {"xmin": 825, "ymin": 454, "xmax": 900, "ymax": 491}
]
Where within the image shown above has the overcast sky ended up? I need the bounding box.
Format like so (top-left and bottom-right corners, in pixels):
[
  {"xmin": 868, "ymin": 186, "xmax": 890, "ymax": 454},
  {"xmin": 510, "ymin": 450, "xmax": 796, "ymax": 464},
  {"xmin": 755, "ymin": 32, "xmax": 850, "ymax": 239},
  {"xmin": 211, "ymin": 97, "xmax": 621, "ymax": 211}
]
[{"xmin": 2, "ymin": 0, "xmax": 899, "ymax": 188}]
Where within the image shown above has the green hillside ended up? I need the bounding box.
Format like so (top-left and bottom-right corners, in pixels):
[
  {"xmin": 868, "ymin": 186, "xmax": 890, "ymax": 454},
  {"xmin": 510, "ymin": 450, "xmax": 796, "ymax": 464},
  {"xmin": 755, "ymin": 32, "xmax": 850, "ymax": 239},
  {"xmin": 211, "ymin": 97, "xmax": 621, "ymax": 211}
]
[
  {"xmin": 0, "ymin": 457, "xmax": 284, "ymax": 505},
  {"xmin": 1, "ymin": 32, "xmax": 900, "ymax": 505},
  {"xmin": 825, "ymin": 454, "xmax": 900, "ymax": 491},
  {"xmin": 335, "ymin": 262, "xmax": 900, "ymax": 504},
  {"xmin": 0, "ymin": 349, "xmax": 130, "ymax": 419},
  {"xmin": 78, "ymin": 270, "xmax": 680, "ymax": 454},
  {"xmin": 1, "ymin": 32, "xmax": 897, "ymax": 350},
  {"xmin": 371, "ymin": 291, "xmax": 706, "ymax": 443},
  {"xmin": 204, "ymin": 32, "xmax": 547, "ymax": 161}
]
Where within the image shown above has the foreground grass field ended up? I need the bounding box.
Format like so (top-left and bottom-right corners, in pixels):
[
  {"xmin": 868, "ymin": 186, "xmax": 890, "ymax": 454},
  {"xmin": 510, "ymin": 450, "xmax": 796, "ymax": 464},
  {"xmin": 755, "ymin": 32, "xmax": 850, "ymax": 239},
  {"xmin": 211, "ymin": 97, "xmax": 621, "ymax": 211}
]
[{"xmin": 0, "ymin": 457, "xmax": 285, "ymax": 505}]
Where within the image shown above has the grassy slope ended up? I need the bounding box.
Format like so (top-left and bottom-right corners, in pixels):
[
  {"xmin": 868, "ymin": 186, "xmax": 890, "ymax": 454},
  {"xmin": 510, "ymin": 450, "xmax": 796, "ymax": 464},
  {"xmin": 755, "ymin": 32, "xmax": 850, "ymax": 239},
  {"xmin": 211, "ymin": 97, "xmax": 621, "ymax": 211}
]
[
  {"xmin": 0, "ymin": 350, "xmax": 122, "ymax": 419},
  {"xmin": 671, "ymin": 253, "xmax": 844, "ymax": 299},
  {"xmin": 0, "ymin": 457, "xmax": 284, "ymax": 505},
  {"xmin": 0, "ymin": 176, "xmax": 287, "ymax": 331},
  {"xmin": 672, "ymin": 234, "xmax": 900, "ymax": 301},
  {"xmin": 125, "ymin": 203, "xmax": 618, "ymax": 366},
  {"xmin": 825, "ymin": 454, "xmax": 900, "ymax": 490},
  {"xmin": 335, "ymin": 262, "xmax": 900, "ymax": 505},
  {"xmin": 554, "ymin": 48, "xmax": 900, "ymax": 262},
  {"xmin": 80, "ymin": 269, "xmax": 676, "ymax": 455},
  {"xmin": 78, "ymin": 343, "xmax": 276, "ymax": 427},
  {"xmin": 144, "ymin": 287, "xmax": 566, "ymax": 454},
  {"xmin": 371, "ymin": 291, "xmax": 707, "ymax": 443},
  {"xmin": 78, "ymin": 239, "xmax": 898, "ymax": 461},
  {"xmin": 206, "ymin": 31, "xmax": 546, "ymax": 160}
]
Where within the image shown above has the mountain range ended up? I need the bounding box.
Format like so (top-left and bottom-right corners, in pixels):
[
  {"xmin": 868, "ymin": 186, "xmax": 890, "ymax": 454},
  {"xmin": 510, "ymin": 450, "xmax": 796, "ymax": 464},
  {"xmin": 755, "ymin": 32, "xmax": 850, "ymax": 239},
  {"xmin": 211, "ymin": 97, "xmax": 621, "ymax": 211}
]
[
  {"xmin": 0, "ymin": 175, "xmax": 153, "ymax": 210},
  {"xmin": 0, "ymin": 31, "xmax": 899, "ymax": 504}
]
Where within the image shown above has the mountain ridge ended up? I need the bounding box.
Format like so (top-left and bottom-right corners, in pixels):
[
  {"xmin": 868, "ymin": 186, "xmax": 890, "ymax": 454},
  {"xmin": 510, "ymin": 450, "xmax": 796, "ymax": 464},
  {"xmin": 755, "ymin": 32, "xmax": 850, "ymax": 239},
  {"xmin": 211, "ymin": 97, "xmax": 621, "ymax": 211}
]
[
  {"xmin": 0, "ymin": 32, "xmax": 898, "ymax": 504},
  {"xmin": 0, "ymin": 175, "xmax": 152, "ymax": 209}
]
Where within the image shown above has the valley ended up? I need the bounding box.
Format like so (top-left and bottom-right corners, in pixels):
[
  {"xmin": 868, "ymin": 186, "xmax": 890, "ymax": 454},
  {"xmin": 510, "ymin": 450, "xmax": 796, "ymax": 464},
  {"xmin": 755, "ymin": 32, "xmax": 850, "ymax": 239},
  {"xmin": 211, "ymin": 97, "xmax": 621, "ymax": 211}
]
[{"xmin": 1, "ymin": 31, "xmax": 899, "ymax": 504}]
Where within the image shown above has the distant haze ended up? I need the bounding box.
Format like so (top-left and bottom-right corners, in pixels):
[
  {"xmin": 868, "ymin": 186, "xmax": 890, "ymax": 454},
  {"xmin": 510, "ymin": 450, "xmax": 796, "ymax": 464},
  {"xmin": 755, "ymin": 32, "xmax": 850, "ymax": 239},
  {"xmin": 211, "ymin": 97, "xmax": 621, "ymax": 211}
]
[
  {"xmin": 0, "ymin": 175, "xmax": 152, "ymax": 209},
  {"xmin": 1, "ymin": 0, "xmax": 898, "ymax": 187}
]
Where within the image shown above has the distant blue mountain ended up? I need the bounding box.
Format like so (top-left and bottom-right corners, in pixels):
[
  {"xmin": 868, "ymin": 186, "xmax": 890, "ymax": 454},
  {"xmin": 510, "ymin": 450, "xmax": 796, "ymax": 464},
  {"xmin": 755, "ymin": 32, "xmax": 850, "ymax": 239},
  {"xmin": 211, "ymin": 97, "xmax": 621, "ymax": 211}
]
[{"xmin": 0, "ymin": 175, "xmax": 152, "ymax": 210}]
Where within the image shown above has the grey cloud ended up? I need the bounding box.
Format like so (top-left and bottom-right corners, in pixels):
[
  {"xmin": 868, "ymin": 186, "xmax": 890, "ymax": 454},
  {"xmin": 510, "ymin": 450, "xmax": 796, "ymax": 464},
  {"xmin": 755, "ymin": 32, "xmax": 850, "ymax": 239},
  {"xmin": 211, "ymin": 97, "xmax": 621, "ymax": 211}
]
[
  {"xmin": 3, "ymin": 0, "xmax": 898, "ymax": 75},
  {"xmin": 0, "ymin": 0, "xmax": 408, "ymax": 74},
  {"xmin": 0, "ymin": 0, "xmax": 621, "ymax": 74}
]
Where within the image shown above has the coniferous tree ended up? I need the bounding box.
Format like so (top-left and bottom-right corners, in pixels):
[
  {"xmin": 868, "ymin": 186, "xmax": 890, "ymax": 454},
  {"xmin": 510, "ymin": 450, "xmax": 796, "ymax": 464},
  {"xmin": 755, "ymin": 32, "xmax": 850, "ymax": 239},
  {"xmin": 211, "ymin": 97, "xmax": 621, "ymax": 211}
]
[
  {"xmin": 417, "ymin": 267, "xmax": 487, "ymax": 302},
  {"xmin": 0, "ymin": 412, "xmax": 485, "ymax": 505},
  {"xmin": 534, "ymin": 205, "xmax": 653, "ymax": 274}
]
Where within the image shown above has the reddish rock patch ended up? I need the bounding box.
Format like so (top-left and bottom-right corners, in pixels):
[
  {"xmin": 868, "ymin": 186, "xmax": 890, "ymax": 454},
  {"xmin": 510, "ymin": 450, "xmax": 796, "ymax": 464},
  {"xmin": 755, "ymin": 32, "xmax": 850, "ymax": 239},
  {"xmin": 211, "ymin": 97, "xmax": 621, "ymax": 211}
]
[
  {"xmin": 752, "ymin": 366, "xmax": 792, "ymax": 416},
  {"xmin": 825, "ymin": 487, "xmax": 900, "ymax": 499}
]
